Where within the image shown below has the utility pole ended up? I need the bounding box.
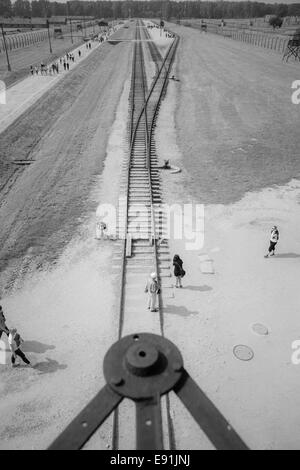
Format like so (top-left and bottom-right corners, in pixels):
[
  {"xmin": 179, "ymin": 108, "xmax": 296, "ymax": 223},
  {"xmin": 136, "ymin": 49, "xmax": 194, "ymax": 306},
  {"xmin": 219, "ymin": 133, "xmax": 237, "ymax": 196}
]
[
  {"xmin": 66, "ymin": 1, "xmax": 73, "ymax": 43},
  {"xmin": 46, "ymin": 19, "xmax": 53, "ymax": 53},
  {"xmin": 70, "ymin": 19, "xmax": 73, "ymax": 43},
  {"xmin": 83, "ymin": 15, "xmax": 87, "ymax": 36},
  {"xmin": 1, "ymin": 23, "xmax": 11, "ymax": 72}
]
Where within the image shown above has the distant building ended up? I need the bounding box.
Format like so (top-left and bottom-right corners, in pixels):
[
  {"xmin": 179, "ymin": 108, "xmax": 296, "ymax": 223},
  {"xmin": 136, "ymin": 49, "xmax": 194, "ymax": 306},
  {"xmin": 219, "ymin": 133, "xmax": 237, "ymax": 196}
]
[
  {"xmin": 0, "ymin": 17, "xmax": 47, "ymax": 29},
  {"xmin": 98, "ymin": 19, "xmax": 109, "ymax": 27},
  {"xmin": 48, "ymin": 17, "xmax": 67, "ymax": 25}
]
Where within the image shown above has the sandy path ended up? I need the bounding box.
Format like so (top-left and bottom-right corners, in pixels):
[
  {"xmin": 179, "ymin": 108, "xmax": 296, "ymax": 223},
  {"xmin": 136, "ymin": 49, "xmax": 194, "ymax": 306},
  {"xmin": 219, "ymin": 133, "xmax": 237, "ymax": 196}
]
[
  {"xmin": 0, "ymin": 25, "xmax": 98, "ymax": 88},
  {"xmin": 0, "ymin": 40, "xmax": 101, "ymax": 135},
  {"xmin": 154, "ymin": 23, "xmax": 300, "ymax": 449},
  {"xmin": 0, "ymin": 25, "xmax": 133, "ymax": 450}
]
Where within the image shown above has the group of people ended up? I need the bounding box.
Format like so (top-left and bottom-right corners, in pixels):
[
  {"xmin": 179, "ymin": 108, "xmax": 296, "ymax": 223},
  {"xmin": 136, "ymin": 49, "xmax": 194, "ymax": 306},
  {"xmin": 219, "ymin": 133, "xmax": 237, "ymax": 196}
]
[
  {"xmin": 145, "ymin": 226, "xmax": 280, "ymax": 312},
  {"xmin": 0, "ymin": 306, "xmax": 30, "ymax": 368},
  {"xmin": 0, "ymin": 226, "xmax": 281, "ymax": 369},
  {"xmin": 29, "ymin": 45, "xmax": 89, "ymax": 78},
  {"xmin": 30, "ymin": 62, "xmax": 60, "ymax": 76},
  {"xmin": 145, "ymin": 254, "xmax": 185, "ymax": 312}
]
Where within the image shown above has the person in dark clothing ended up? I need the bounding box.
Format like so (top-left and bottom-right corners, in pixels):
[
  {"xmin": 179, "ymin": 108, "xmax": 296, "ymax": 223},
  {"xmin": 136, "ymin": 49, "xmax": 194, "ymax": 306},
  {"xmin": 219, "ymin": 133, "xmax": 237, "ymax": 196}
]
[
  {"xmin": 0, "ymin": 306, "xmax": 9, "ymax": 340},
  {"xmin": 173, "ymin": 254, "xmax": 184, "ymax": 288},
  {"xmin": 264, "ymin": 226, "xmax": 279, "ymax": 258},
  {"xmin": 8, "ymin": 328, "xmax": 30, "ymax": 367}
]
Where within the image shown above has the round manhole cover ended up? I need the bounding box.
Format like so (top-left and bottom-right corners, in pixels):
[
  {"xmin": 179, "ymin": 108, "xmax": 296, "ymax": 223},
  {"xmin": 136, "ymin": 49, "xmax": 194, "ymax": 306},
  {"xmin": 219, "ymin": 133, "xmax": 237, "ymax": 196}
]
[
  {"xmin": 252, "ymin": 323, "xmax": 268, "ymax": 336},
  {"xmin": 233, "ymin": 345, "xmax": 254, "ymax": 361}
]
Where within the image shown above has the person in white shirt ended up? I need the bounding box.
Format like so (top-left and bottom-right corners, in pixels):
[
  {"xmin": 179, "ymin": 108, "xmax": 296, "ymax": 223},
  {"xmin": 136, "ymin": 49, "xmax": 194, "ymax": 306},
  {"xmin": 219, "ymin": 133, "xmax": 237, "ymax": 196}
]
[
  {"xmin": 145, "ymin": 272, "xmax": 160, "ymax": 312},
  {"xmin": 265, "ymin": 226, "xmax": 279, "ymax": 258},
  {"xmin": 8, "ymin": 328, "xmax": 30, "ymax": 367}
]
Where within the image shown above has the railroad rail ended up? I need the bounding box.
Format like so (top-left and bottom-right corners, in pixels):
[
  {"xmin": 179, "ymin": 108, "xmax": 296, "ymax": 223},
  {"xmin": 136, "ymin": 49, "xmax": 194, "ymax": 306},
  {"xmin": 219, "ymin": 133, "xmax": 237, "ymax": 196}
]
[
  {"xmin": 48, "ymin": 20, "xmax": 249, "ymax": 451},
  {"xmin": 112, "ymin": 19, "xmax": 179, "ymax": 450}
]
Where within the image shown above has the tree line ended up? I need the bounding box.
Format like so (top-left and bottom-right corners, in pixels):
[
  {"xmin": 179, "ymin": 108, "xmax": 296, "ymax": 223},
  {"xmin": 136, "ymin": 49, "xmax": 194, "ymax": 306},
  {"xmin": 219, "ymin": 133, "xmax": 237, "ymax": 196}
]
[{"xmin": 1, "ymin": 1, "xmax": 300, "ymax": 20}]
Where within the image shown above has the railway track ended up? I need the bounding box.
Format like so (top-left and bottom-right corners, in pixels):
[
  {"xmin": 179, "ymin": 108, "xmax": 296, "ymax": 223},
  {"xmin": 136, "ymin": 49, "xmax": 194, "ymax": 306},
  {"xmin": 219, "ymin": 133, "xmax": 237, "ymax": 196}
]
[{"xmin": 111, "ymin": 20, "xmax": 179, "ymax": 450}]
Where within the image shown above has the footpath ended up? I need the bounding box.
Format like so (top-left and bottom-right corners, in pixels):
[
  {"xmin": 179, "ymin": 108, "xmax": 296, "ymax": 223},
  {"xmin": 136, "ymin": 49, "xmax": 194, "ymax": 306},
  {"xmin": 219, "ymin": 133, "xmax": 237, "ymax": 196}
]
[{"xmin": 0, "ymin": 34, "xmax": 112, "ymax": 135}]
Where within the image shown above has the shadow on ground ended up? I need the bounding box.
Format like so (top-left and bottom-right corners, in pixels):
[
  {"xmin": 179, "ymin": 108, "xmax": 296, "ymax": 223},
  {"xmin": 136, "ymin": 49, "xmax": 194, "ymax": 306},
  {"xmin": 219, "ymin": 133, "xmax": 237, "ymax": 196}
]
[
  {"xmin": 33, "ymin": 358, "xmax": 67, "ymax": 374},
  {"xmin": 182, "ymin": 285, "xmax": 212, "ymax": 292},
  {"xmin": 22, "ymin": 341, "xmax": 55, "ymax": 354},
  {"xmin": 274, "ymin": 253, "xmax": 300, "ymax": 259},
  {"xmin": 163, "ymin": 305, "xmax": 199, "ymax": 317}
]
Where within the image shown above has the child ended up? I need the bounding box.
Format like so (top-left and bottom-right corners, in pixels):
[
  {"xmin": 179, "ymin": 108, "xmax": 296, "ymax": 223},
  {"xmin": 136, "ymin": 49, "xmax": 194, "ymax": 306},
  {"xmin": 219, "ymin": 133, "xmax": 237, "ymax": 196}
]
[
  {"xmin": 8, "ymin": 328, "xmax": 30, "ymax": 367},
  {"xmin": 145, "ymin": 273, "xmax": 160, "ymax": 312},
  {"xmin": 265, "ymin": 226, "xmax": 279, "ymax": 258}
]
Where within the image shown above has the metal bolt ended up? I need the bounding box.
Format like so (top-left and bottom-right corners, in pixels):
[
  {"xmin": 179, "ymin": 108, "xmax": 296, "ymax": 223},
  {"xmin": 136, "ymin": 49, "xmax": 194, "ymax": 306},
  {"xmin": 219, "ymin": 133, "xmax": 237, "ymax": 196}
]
[
  {"xmin": 110, "ymin": 377, "xmax": 124, "ymax": 386},
  {"xmin": 173, "ymin": 362, "xmax": 182, "ymax": 372}
]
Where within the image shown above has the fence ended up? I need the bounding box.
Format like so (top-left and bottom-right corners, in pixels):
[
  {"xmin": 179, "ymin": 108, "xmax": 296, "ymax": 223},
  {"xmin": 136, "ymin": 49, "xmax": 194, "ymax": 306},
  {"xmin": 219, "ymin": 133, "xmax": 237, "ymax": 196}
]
[
  {"xmin": 0, "ymin": 29, "xmax": 52, "ymax": 54},
  {"xmin": 219, "ymin": 28, "xmax": 290, "ymax": 54},
  {"xmin": 180, "ymin": 20, "xmax": 292, "ymax": 55}
]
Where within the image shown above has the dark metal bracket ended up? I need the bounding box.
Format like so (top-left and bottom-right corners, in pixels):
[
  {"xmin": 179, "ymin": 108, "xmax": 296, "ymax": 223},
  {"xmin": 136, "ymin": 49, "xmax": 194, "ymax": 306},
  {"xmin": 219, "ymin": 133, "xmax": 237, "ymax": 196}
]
[{"xmin": 48, "ymin": 333, "xmax": 249, "ymax": 450}]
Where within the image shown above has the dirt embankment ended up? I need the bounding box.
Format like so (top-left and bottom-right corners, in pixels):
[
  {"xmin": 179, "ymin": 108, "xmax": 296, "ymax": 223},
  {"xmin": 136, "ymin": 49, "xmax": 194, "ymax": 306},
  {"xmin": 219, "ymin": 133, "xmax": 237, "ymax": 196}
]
[{"xmin": 0, "ymin": 26, "xmax": 133, "ymax": 291}]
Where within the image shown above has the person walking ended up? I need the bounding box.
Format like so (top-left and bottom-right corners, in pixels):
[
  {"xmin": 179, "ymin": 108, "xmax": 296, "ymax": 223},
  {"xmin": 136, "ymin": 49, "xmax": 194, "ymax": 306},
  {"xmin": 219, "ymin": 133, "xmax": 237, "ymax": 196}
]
[
  {"xmin": 96, "ymin": 221, "xmax": 107, "ymax": 239},
  {"xmin": 265, "ymin": 226, "xmax": 279, "ymax": 258},
  {"xmin": 173, "ymin": 254, "xmax": 185, "ymax": 288},
  {"xmin": 145, "ymin": 272, "xmax": 160, "ymax": 312},
  {"xmin": 30, "ymin": 65, "xmax": 34, "ymax": 76},
  {"xmin": 8, "ymin": 328, "xmax": 30, "ymax": 367},
  {"xmin": 0, "ymin": 306, "xmax": 9, "ymax": 340}
]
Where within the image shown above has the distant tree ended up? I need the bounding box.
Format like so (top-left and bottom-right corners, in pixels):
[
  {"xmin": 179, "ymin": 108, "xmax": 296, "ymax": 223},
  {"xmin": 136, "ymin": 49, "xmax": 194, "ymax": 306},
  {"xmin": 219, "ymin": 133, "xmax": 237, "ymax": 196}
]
[
  {"xmin": 269, "ymin": 16, "xmax": 283, "ymax": 29},
  {"xmin": 1, "ymin": 0, "xmax": 11, "ymax": 16},
  {"xmin": 13, "ymin": 0, "xmax": 31, "ymax": 17},
  {"xmin": 31, "ymin": 0, "xmax": 44, "ymax": 17},
  {"xmin": 276, "ymin": 4, "xmax": 288, "ymax": 18},
  {"xmin": 0, "ymin": 0, "xmax": 12, "ymax": 16},
  {"xmin": 3, "ymin": 1, "xmax": 295, "ymax": 21}
]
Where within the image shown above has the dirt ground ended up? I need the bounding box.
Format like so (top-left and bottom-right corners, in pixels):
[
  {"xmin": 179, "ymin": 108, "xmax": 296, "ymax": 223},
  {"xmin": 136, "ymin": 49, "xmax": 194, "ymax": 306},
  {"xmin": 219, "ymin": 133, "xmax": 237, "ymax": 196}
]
[
  {"xmin": 155, "ymin": 23, "xmax": 300, "ymax": 449},
  {"xmin": 0, "ymin": 26, "xmax": 133, "ymax": 291},
  {"xmin": 0, "ymin": 24, "xmax": 133, "ymax": 450},
  {"xmin": 1, "ymin": 19, "xmax": 300, "ymax": 450}
]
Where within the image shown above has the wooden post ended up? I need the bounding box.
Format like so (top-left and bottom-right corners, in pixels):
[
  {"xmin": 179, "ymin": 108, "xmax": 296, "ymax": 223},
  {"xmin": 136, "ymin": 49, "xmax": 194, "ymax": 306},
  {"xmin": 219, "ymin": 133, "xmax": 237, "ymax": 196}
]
[{"xmin": 70, "ymin": 19, "xmax": 73, "ymax": 44}]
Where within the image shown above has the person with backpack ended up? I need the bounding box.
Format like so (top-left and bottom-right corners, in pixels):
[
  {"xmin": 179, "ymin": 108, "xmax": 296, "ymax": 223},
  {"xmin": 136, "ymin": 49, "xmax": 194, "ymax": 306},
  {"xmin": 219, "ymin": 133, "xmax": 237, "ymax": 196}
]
[
  {"xmin": 145, "ymin": 272, "xmax": 160, "ymax": 312},
  {"xmin": 8, "ymin": 328, "xmax": 30, "ymax": 367},
  {"xmin": 264, "ymin": 226, "xmax": 279, "ymax": 258},
  {"xmin": 173, "ymin": 254, "xmax": 185, "ymax": 288},
  {"xmin": 0, "ymin": 306, "xmax": 9, "ymax": 340}
]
